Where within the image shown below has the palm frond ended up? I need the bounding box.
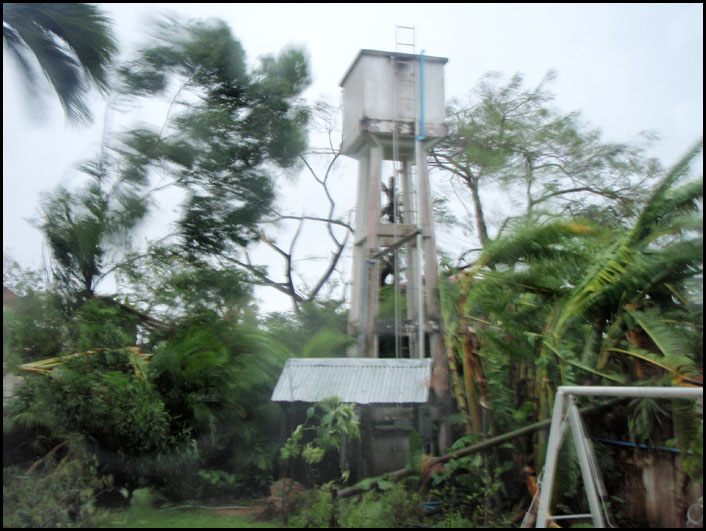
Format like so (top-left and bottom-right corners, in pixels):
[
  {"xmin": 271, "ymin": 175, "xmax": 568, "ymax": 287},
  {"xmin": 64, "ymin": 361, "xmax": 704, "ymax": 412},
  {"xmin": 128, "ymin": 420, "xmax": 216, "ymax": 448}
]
[
  {"xmin": 672, "ymin": 399, "xmax": 701, "ymax": 463},
  {"xmin": 630, "ymin": 140, "xmax": 702, "ymax": 245},
  {"xmin": 300, "ymin": 328, "xmax": 352, "ymax": 358},
  {"xmin": 3, "ymin": 3, "xmax": 117, "ymax": 123},
  {"xmin": 546, "ymin": 142, "xmax": 703, "ymax": 342},
  {"xmin": 607, "ymin": 347, "xmax": 694, "ymax": 377},
  {"xmin": 542, "ymin": 340, "xmax": 626, "ymax": 383}
]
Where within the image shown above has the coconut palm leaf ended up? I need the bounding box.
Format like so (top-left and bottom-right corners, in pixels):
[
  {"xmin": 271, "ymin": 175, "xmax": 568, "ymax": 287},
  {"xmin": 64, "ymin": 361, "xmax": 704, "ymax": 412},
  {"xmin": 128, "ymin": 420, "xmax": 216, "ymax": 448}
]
[{"xmin": 3, "ymin": 3, "xmax": 117, "ymax": 123}]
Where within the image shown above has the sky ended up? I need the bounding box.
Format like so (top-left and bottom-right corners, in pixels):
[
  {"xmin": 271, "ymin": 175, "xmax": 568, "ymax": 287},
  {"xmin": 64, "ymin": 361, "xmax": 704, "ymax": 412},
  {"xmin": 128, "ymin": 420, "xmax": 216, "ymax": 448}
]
[{"xmin": 3, "ymin": 3, "xmax": 703, "ymax": 314}]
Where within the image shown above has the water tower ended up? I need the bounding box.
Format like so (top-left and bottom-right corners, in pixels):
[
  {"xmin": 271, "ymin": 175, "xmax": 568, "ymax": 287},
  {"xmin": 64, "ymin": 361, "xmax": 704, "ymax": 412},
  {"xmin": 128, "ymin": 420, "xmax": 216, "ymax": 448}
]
[{"xmin": 341, "ymin": 49, "xmax": 448, "ymax": 363}]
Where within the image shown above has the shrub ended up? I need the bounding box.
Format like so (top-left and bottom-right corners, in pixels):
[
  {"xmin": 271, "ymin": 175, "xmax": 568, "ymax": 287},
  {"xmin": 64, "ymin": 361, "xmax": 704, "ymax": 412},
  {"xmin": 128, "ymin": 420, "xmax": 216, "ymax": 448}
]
[
  {"xmin": 288, "ymin": 488, "xmax": 334, "ymax": 528},
  {"xmin": 3, "ymin": 454, "xmax": 111, "ymax": 528}
]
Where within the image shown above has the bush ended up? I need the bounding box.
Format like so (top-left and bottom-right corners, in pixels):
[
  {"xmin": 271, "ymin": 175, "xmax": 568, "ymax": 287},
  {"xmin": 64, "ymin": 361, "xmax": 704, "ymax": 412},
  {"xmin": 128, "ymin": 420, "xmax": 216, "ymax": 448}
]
[
  {"xmin": 288, "ymin": 488, "xmax": 334, "ymax": 528},
  {"xmin": 338, "ymin": 484, "xmax": 423, "ymax": 528},
  {"xmin": 3, "ymin": 454, "xmax": 111, "ymax": 528},
  {"xmin": 288, "ymin": 483, "xmax": 423, "ymax": 528}
]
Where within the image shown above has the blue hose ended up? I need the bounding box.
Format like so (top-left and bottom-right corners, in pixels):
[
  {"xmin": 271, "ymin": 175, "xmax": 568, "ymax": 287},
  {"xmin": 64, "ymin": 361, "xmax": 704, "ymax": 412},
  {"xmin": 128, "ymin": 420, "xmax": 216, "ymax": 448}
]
[{"xmin": 593, "ymin": 437, "xmax": 692, "ymax": 455}]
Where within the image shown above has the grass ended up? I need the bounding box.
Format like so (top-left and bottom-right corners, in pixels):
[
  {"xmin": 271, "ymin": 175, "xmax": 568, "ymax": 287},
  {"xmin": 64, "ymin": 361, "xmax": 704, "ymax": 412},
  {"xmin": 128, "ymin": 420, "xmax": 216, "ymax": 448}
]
[
  {"xmin": 104, "ymin": 508, "xmax": 279, "ymax": 528},
  {"xmin": 102, "ymin": 489, "xmax": 283, "ymax": 528}
]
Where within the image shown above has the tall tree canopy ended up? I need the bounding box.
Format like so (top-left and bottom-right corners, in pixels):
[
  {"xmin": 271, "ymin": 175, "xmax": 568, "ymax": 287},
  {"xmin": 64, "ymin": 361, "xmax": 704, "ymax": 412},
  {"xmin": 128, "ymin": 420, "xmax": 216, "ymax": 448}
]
[
  {"xmin": 114, "ymin": 16, "xmax": 311, "ymax": 262},
  {"xmin": 3, "ymin": 3, "xmax": 117, "ymax": 124},
  {"xmin": 431, "ymin": 71, "xmax": 660, "ymax": 249},
  {"xmin": 37, "ymin": 16, "xmax": 311, "ymax": 300}
]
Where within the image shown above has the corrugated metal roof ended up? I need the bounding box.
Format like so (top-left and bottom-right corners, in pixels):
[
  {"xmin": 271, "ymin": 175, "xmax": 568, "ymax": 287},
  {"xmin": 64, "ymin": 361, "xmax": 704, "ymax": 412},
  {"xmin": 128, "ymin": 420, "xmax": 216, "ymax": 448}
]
[{"xmin": 271, "ymin": 358, "xmax": 432, "ymax": 405}]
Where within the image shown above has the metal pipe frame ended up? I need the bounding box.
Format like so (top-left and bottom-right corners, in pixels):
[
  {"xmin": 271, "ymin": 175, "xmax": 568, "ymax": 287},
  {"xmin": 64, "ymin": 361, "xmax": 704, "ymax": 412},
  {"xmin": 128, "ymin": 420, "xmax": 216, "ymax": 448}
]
[{"xmin": 536, "ymin": 386, "xmax": 703, "ymax": 528}]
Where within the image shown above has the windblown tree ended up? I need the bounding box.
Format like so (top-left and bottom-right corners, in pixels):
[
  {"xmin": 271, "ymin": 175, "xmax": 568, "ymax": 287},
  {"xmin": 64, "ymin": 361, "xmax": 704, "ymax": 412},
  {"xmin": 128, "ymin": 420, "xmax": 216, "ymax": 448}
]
[
  {"xmin": 38, "ymin": 159, "xmax": 149, "ymax": 299},
  {"xmin": 231, "ymin": 99, "xmax": 355, "ymax": 312},
  {"xmin": 35, "ymin": 15, "xmax": 312, "ymax": 307},
  {"xmin": 440, "ymin": 140, "xmax": 702, "ymax": 471},
  {"xmin": 431, "ymin": 71, "xmax": 661, "ymax": 250},
  {"xmin": 3, "ymin": 3, "xmax": 117, "ymax": 124},
  {"xmin": 113, "ymin": 16, "xmax": 310, "ymax": 264},
  {"xmin": 5, "ymin": 15, "xmax": 316, "ymax": 509}
]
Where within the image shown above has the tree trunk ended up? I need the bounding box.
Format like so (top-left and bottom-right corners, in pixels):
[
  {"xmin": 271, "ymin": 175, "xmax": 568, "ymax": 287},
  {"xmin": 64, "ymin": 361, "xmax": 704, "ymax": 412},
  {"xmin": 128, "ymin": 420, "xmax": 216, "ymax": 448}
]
[{"xmin": 468, "ymin": 177, "xmax": 490, "ymax": 247}]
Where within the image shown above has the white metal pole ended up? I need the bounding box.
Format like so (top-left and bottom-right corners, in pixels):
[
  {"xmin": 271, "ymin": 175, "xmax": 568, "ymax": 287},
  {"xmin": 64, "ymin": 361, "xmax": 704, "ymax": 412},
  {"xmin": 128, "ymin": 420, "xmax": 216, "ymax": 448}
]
[
  {"xmin": 536, "ymin": 390, "xmax": 566, "ymax": 527},
  {"xmin": 537, "ymin": 386, "xmax": 703, "ymax": 527},
  {"xmin": 557, "ymin": 386, "xmax": 702, "ymax": 399},
  {"xmin": 567, "ymin": 397, "xmax": 606, "ymax": 527}
]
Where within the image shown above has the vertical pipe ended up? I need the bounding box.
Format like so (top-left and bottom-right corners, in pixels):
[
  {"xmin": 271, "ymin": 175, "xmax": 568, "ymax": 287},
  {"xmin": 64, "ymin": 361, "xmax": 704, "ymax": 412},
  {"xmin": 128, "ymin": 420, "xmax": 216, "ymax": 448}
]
[
  {"xmin": 359, "ymin": 259, "xmax": 375, "ymax": 356},
  {"xmin": 415, "ymin": 143, "xmax": 424, "ymax": 359},
  {"xmin": 414, "ymin": 51, "xmax": 426, "ymax": 359},
  {"xmin": 417, "ymin": 51, "xmax": 426, "ymax": 141},
  {"xmin": 402, "ymin": 160, "xmax": 419, "ymax": 357}
]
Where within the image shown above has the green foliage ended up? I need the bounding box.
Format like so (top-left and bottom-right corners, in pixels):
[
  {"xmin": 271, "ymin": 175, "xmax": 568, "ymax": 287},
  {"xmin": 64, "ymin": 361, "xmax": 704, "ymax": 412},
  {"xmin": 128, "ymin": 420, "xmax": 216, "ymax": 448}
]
[
  {"xmin": 263, "ymin": 299, "xmax": 351, "ymax": 358},
  {"xmin": 114, "ymin": 15, "xmax": 311, "ymax": 261},
  {"xmin": 378, "ymin": 284, "xmax": 408, "ymax": 320},
  {"xmin": 75, "ymin": 299, "xmax": 139, "ymax": 351},
  {"xmin": 3, "ymin": 2, "xmax": 118, "ymax": 124},
  {"xmin": 427, "ymin": 448, "xmax": 509, "ymax": 527},
  {"xmin": 439, "ymin": 141, "xmax": 702, "ymax": 502},
  {"xmin": 3, "ymin": 290, "xmax": 66, "ymax": 365},
  {"xmin": 3, "ymin": 253, "xmax": 45, "ymax": 295},
  {"xmin": 145, "ymin": 313, "xmax": 288, "ymax": 499},
  {"xmin": 3, "ymin": 453, "xmax": 112, "ymax": 528},
  {"xmin": 681, "ymin": 417, "xmax": 703, "ymax": 483},
  {"xmin": 337, "ymin": 484, "xmax": 423, "ymax": 528},
  {"xmin": 671, "ymin": 399, "xmax": 703, "ymax": 483},
  {"xmin": 194, "ymin": 468, "xmax": 245, "ymax": 497},
  {"xmin": 38, "ymin": 164, "xmax": 149, "ymax": 296},
  {"xmin": 280, "ymin": 396, "xmax": 360, "ymax": 485},
  {"xmin": 4, "ymin": 11, "xmax": 319, "ymax": 514},
  {"xmin": 289, "ymin": 488, "xmax": 336, "ymax": 528},
  {"xmin": 435, "ymin": 71, "xmax": 659, "ymax": 227},
  {"xmin": 431, "ymin": 511, "xmax": 474, "ymax": 528},
  {"xmin": 292, "ymin": 483, "xmax": 424, "ymax": 528},
  {"xmin": 11, "ymin": 349, "xmax": 171, "ymax": 455}
]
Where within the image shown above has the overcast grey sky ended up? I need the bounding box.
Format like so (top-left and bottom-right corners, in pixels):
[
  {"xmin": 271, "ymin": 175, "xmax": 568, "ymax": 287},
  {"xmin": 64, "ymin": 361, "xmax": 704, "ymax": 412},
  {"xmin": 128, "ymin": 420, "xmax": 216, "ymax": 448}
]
[{"xmin": 3, "ymin": 3, "xmax": 703, "ymax": 313}]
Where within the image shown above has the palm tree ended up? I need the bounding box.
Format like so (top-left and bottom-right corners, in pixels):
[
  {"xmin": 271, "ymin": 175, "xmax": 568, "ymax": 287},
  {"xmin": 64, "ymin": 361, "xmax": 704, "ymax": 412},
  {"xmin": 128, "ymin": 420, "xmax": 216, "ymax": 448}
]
[{"xmin": 3, "ymin": 3, "xmax": 117, "ymax": 124}]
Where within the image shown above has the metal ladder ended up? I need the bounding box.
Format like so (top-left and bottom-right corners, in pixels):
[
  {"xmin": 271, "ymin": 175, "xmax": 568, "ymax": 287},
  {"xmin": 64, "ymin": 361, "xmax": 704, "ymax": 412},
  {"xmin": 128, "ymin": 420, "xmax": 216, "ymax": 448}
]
[
  {"xmin": 392, "ymin": 25, "xmax": 424, "ymax": 358},
  {"xmin": 392, "ymin": 23, "xmax": 419, "ymax": 224}
]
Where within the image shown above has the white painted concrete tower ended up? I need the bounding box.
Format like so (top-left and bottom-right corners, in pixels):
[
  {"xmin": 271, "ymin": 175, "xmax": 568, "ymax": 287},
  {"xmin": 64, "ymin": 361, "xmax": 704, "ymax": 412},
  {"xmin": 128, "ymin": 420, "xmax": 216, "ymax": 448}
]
[{"xmin": 341, "ymin": 49, "xmax": 448, "ymax": 362}]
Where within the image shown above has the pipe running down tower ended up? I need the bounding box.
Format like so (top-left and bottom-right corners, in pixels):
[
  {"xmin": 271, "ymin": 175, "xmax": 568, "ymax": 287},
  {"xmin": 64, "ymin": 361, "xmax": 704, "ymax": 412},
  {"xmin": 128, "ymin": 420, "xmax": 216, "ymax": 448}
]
[{"xmin": 340, "ymin": 49, "xmax": 448, "ymax": 361}]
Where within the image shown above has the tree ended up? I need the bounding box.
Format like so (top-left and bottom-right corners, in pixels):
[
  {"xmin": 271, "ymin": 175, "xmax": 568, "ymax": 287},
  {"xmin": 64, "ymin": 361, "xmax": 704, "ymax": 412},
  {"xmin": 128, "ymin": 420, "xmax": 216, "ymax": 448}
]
[
  {"xmin": 37, "ymin": 160, "xmax": 149, "ymax": 299},
  {"xmin": 32, "ymin": 14, "xmax": 313, "ymax": 311},
  {"xmin": 113, "ymin": 16, "xmax": 310, "ymax": 264},
  {"xmin": 439, "ymin": 140, "xmax": 702, "ymax": 481},
  {"xmin": 431, "ymin": 71, "xmax": 660, "ymax": 251},
  {"xmin": 231, "ymin": 100, "xmax": 354, "ymax": 312},
  {"xmin": 3, "ymin": 3, "xmax": 117, "ymax": 124},
  {"xmin": 5, "ymin": 15, "xmax": 319, "ymax": 509}
]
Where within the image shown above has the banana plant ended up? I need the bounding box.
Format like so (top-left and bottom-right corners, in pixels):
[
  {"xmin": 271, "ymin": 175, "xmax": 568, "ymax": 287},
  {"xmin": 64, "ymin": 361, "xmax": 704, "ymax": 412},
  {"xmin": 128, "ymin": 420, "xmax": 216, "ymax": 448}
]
[{"xmin": 440, "ymin": 141, "xmax": 702, "ymax": 469}]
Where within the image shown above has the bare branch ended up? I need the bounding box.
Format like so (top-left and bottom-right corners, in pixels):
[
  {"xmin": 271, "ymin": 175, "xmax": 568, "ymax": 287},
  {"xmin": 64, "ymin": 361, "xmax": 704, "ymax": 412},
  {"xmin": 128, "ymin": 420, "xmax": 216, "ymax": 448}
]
[{"xmin": 265, "ymin": 214, "xmax": 353, "ymax": 233}]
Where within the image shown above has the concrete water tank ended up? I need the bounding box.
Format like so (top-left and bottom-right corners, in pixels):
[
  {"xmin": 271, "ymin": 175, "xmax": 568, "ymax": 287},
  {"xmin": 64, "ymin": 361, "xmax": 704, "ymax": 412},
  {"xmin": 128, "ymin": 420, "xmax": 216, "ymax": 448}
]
[{"xmin": 339, "ymin": 49, "xmax": 448, "ymax": 159}]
